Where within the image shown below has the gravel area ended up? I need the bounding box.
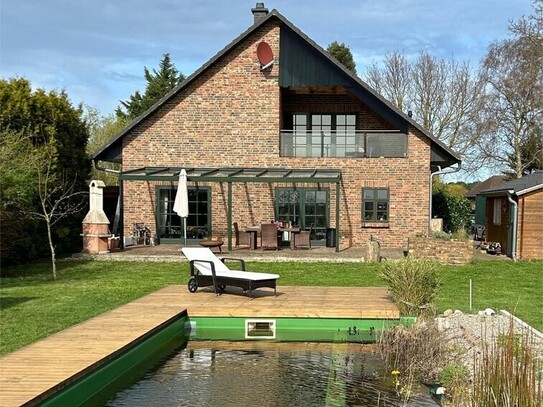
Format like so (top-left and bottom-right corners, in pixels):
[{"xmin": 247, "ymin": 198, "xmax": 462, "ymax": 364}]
[{"xmin": 435, "ymin": 310, "xmax": 543, "ymax": 374}]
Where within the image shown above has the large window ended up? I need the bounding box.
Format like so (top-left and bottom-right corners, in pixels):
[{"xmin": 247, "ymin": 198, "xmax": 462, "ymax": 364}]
[
  {"xmin": 281, "ymin": 113, "xmax": 407, "ymax": 158},
  {"xmin": 283, "ymin": 113, "xmax": 357, "ymax": 157},
  {"xmin": 157, "ymin": 186, "xmax": 210, "ymax": 242},
  {"xmin": 362, "ymin": 188, "xmax": 389, "ymax": 222},
  {"xmin": 276, "ymin": 188, "xmax": 329, "ymax": 243}
]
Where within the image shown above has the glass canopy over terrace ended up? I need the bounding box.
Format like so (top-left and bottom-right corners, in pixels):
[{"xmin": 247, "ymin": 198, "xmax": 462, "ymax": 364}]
[
  {"xmin": 119, "ymin": 167, "xmax": 342, "ymax": 251},
  {"xmin": 120, "ymin": 167, "xmax": 342, "ymax": 183}
]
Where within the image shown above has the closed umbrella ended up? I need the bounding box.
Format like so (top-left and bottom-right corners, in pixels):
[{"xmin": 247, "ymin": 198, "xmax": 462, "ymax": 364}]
[{"xmin": 173, "ymin": 169, "xmax": 189, "ymax": 246}]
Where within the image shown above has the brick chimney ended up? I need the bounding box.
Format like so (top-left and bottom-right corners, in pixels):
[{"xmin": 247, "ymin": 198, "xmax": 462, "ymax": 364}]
[
  {"xmin": 81, "ymin": 180, "xmax": 111, "ymax": 254},
  {"xmin": 251, "ymin": 2, "xmax": 269, "ymax": 24}
]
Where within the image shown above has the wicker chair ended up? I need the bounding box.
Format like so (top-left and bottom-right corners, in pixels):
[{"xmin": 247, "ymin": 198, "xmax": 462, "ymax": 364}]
[
  {"xmin": 293, "ymin": 225, "xmax": 312, "ymax": 250},
  {"xmin": 261, "ymin": 223, "xmax": 281, "ymax": 250},
  {"xmin": 233, "ymin": 222, "xmax": 253, "ymax": 248}
]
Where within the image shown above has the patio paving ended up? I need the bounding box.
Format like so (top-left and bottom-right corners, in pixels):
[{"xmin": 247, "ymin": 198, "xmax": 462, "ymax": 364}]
[{"xmin": 72, "ymin": 243, "xmax": 406, "ymax": 263}]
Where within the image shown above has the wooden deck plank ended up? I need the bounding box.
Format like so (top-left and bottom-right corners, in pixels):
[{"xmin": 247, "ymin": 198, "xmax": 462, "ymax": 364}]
[{"xmin": 0, "ymin": 285, "xmax": 398, "ymax": 407}]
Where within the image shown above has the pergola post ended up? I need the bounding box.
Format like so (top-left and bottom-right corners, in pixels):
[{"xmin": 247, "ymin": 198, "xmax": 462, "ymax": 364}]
[
  {"xmin": 335, "ymin": 180, "xmax": 340, "ymax": 252},
  {"xmin": 227, "ymin": 181, "xmax": 233, "ymax": 252}
]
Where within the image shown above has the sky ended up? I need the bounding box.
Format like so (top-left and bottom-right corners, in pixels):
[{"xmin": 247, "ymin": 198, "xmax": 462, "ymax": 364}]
[{"xmin": 0, "ymin": 0, "xmax": 534, "ymax": 117}]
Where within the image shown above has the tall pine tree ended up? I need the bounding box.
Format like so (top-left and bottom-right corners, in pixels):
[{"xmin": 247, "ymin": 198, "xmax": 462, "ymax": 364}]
[
  {"xmin": 327, "ymin": 41, "xmax": 357, "ymax": 74},
  {"xmin": 117, "ymin": 53, "xmax": 185, "ymax": 120}
]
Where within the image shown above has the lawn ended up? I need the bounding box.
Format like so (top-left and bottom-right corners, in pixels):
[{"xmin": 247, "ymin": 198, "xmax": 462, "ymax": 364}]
[{"xmin": 0, "ymin": 259, "xmax": 541, "ymax": 355}]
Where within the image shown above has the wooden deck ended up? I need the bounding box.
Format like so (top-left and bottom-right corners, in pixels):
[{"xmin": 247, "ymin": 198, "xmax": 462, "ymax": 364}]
[{"xmin": 0, "ymin": 285, "xmax": 398, "ymax": 407}]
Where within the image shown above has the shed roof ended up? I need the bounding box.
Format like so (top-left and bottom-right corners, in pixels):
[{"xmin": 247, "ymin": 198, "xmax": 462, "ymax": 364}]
[
  {"xmin": 465, "ymin": 175, "xmax": 508, "ymax": 198},
  {"xmin": 480, "ymin": 171, "xmax": 543, "ymax": 196},
  {"xmin": 93, "ymin": 8, "xmax": 460, "ymax": 169}
]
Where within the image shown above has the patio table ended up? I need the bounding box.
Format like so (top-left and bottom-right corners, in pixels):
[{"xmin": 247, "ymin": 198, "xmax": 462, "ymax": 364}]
[
  {"xmin": 245, "ymin": 227, "xmax": 260, "ymax": 250},
  {"xmin": 198, "ymin": 239, "xmax": 224, "ymax": 253},
  {"xmin": 246, "ymin": 226, "xmax": 301, "ymax": 249}
]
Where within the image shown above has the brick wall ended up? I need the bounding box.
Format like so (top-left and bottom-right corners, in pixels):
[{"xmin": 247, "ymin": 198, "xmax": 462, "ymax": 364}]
[
  {"xmin": 121, "ymin": 20, "xmax": 432, "ymax": 249},
  {"xmin": 408, "ymin": 236, "xmax": 473, "ymax": 265}
]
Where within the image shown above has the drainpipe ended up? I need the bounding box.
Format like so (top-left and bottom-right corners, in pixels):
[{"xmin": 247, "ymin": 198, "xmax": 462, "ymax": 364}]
[
  {"xmin": 506, "ymin": 190, "xmax": 518, "ymax": 261},
  {"xmin": 429, "ymin": 162, "xmax": 461, "ymax": 236}
]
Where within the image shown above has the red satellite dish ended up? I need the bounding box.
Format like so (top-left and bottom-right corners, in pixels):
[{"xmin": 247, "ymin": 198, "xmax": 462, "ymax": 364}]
[{"xmin": 257, "ymin": 41, "xmax": 274, "ymax": 70}]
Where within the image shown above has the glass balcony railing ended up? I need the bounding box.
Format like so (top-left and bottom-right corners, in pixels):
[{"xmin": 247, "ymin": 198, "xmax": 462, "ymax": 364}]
[{"xmin": 280, "ymin": 130, "xmax": 408, "ymax": 158}]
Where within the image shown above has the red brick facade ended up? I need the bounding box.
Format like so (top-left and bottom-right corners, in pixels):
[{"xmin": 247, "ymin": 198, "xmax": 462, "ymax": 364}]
[{"xmin": 120, "ymin": 20, "xmax": 432, "ymax": 249}]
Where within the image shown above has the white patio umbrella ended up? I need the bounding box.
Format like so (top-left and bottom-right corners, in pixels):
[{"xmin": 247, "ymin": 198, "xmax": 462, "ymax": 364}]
[{"xmin": 173, "ymin": 169, "xmax": 189, "ymax": 246}]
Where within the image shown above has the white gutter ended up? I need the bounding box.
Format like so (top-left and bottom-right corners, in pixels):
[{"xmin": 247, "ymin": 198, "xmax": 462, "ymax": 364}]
[
  {"xmin": 429, "ymin": 163, "xmax": 461, "ymax": 236},
  {"xmin": 506, "ymin": 190, "xmax": 518, "ymax": 261},
  {"xmin": 94, "ymin": 159, "xmax": 121, "ymax": 174}
]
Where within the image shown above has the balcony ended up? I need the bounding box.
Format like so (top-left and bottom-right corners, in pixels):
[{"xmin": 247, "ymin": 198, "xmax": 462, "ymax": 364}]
[{"xmin": 280, "ymin": 130, "xmax": 408, "ymax": 158}]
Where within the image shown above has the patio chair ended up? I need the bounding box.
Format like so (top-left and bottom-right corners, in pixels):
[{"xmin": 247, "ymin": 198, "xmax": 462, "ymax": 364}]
[
  {"xmin": 181, "ymin": 247, "xmax": 279, "ymax": 297},
  {"xmin": 233, "ymin": 222, "xmax": 253, "ymax": 248},
  {"xmin": 293, "ymin": 225, "xmax": 312, "ymax": 250},
  {"xmin": 261, "ymin": 223, "xmax": 281, "ymax": 250},
  {"xmin": 133, "ymin": 222, "xmax": 150, "ymax": 245}
]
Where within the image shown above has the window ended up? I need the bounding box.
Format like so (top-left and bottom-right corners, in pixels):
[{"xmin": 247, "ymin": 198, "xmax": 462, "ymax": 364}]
[
  {"xmin": 281, "ymin": 113, "xmax": 407, "ymax": 158},
  {"xmin": 284, "ymin": 113, "xmax": 358, "ymax": 157},
  {"xmin": 157, "ymin": 186, "xmax": 210, "ymax": 242},
  {"xmin": 275, "ymin": 188, "xmax": 329, "ymax": 243},
  {"xmin": 362, "ymin": 188, "xmax": 389, "ymax": 222},
  {"xmin": 492, "ymin": 198, "xmax": 502, "ymax": 225}
]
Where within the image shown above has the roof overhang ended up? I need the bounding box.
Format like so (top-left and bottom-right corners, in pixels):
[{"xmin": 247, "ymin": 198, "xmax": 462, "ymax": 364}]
[{"xmin": 120, "ymin": 167, "xmax": 342, "ymax": 183}]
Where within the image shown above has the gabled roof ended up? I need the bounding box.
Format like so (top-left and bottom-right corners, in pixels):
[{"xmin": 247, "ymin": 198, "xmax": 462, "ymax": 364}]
[
  {"xmin": 480, "ymin": 171, "xmax": 543, "ymax": 196},
  {"xmin": 465, "ymin": 175, "xmax": 508, "ymax": 198},
  {"xmin": 93, "ymin": 9, "xmax": 460, "ymax": 168}
]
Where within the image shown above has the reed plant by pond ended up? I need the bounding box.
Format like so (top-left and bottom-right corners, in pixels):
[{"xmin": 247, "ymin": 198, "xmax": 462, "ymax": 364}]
[
  {"xmin": 1, "ymin": 258, "xmax": 542, "ymax": 355},
  {"xmin": 471, "ymin": 320, "xmax": 542, "ymax": 407}
]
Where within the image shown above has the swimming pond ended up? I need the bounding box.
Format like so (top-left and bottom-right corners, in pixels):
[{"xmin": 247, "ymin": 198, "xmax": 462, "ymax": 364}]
[{"xmin": 101, "ymin": 341, "xmax": 437, "ymax": 407}]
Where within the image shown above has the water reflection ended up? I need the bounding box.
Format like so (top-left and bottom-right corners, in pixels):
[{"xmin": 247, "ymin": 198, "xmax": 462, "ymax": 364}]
[{"xmin": 107, "ymin": 342, "xmax": 437, "ymax": 407}]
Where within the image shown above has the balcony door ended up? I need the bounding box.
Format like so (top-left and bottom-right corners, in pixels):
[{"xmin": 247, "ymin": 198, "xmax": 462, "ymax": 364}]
[
  {"xmin": 156, "ymin": 186, "xmax": 210, "ymax": 243},
  {"xmin": 287, "ymin": 113, "xmax": 357, "ymax": 157},
  {"xmin": 276, "ymin": 188, "xmax": 329, "ymax": 244}
]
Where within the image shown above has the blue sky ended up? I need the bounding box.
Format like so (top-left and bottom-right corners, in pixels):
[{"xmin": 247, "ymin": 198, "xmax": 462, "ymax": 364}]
[{"xmin": 1, "ymin": 0, "xmax": 533, "ymax": 116}]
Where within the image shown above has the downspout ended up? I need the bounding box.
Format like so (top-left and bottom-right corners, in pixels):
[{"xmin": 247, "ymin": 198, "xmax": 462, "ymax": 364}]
[
  {"xmin": 506, "ymin": 190, "xmax": 518, "ymax": 261},
  {"xmin": 429, "ymin": 162, "xmax": 461, "ymax": 236}
]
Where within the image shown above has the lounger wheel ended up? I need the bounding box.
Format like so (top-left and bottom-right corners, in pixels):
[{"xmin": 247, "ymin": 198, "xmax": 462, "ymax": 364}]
[
  {"xmin": 218, "ymin": 284, "xmax": 226, "ymax": 292},
  {"xmin": 188, "ymin": 277, "xmax": 198, "ymax": 293}
]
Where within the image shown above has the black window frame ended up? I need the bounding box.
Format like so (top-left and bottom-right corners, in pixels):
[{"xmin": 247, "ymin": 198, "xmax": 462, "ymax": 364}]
[
  {"xmin": 362, "ymin": 188, "xmax": 390, "ymax": 223},
  {"xmin": 156, "ymin": 185, "xmax": 212, "ymax": 243}
]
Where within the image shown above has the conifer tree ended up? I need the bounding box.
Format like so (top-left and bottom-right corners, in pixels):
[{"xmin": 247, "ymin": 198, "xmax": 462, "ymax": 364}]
[{"xmin": 117, "ymin": 53, "xmax": 185, "ymax": 120}]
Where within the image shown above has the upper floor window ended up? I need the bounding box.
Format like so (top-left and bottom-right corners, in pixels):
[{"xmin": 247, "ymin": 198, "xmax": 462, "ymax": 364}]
[
  {"xmin": 362, "ymin": 188, "xmax": 389, "ymax": 222},
  {"xmin": 281, "ymin": 113, "xmax": 407, "ymax": 158}
]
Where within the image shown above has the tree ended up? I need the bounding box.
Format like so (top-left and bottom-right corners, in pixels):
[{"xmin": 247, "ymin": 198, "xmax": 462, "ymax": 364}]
[
  {"xmin": 84, "ymin": 106, "xmax": 126, "ymax": 185},
  {"xmin": 365, "ymin": 51, "xmax": 487, "ymax": 174},
  {"xmin": 478, "ymin": 1, "xmax": 543, "ymax": 178},
  {"xmin": 28, "ymin": 146, "xmax": 86, "ymax": 278},
  {"xmin": 0, "ymin": 77, "xmax": 90, "ymax": 266},
  {"xmin": 327, "ymin": 41, "xmax": 357, "ymax": 74},
  {"xmin": 116, "ymin": 53, "xmax": 185, "ymax": 120}
]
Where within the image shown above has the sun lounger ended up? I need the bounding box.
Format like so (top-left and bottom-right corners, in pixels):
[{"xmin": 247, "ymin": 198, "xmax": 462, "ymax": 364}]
[{"xmin": 180, "ymin": 247, "xmax": 279, "ymax": 297}]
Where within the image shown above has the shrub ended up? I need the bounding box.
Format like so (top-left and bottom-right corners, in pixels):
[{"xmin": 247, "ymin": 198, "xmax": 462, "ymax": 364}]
[
  {"xmin": 378, "ymin": 323, "xmax": 449, "ymax": 404},
  {"xmin": 439, "ymin": 363, "xmax": 470, "ymax": 405},
  {"xmin": 432, "ymin": 190, "xmax": 472, "ymax": 233},
  {"xmin": 471, "ymin": 320, "xmax": 542, "ymax": 406},
  {"xmin": 380, "ymin": 258, "xmax": 440, "ymax": 318}
]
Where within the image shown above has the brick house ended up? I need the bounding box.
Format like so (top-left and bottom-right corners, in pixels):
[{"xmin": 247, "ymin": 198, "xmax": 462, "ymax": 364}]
[
  {"xmin": 93, "ymin": 4, "xmax": 459, "ymax": 251},
  {"xmin": 479, "ymin": 171, "xmax": 543, "ymax": 260}
]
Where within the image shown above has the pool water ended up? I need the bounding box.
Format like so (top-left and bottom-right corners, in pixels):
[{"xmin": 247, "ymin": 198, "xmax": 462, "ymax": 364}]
[{"xmin": 104, "ymin": 342, "xmax": 436, "ymax": 407}]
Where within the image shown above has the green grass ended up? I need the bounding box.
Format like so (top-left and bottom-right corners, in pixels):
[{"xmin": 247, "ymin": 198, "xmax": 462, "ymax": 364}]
[{"xmin": 1, "ymin": 259, "xmax": 541, "ymax": 355}]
